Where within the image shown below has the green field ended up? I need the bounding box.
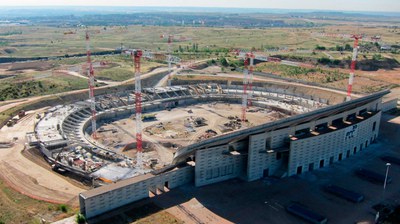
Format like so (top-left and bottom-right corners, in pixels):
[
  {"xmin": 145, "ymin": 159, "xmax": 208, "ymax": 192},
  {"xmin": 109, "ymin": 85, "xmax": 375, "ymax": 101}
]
[
  {"xmin": 256, "ymin": 63, "xmax": 348, "ymax": 83},
  {"xmin": 0, "ymin": 179, "xmax": 78, "ymax": 224},
  {"xmin": 1, "ymin": 25, "xmax": 399, "ymax": 58},
  {"xmin": 0, "ymin": 72, "xmax": 88, "ymax": 101}
]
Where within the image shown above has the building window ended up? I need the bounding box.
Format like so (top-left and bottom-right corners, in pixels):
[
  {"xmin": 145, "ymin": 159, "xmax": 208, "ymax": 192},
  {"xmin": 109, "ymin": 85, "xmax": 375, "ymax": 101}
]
[
  {"xmin": 213, "ymin": 168, "xmax": 220, "ymax": 178},
  {"xmin": 346, "ymin": 150, "xmax": 350, "ymax": 158},
  {"xmin": 329, "ymin": 157, "xmax": 334, "ymax": 164},
  {"xmin": 365, "ymin": 140, "xmax": 368, "ymax": 148},
  {"xmin": 276, "ymin": 152, "xmax": 282, "ymax": 160},
  {"xmin": 372, "ymin": 121, "xmax": 376, "ymax": 131},
  {"xmin": 206, "ymin": 169, "xmax": 212, "ymax": 180},
  {"xmin": 319, "ymin": 160, "xmax": 324, "ymax": 168},
  {"xmin": 338, "ymin": 153, "xmax": 343, "ymax": 161},
  {"xmin": 354, "ymin": 147, "xmax": 357, "ymax": 154},
  {"xmin": 263, "ymin": 169, "xmax": 269, "ymax": 178},
  {"xmin": 309, "ymin": 163, "xmax": 314, "ymax": 171},
  {"xmin": 297, "ymin": 166, "xmax": 303, "ymax": 175}
]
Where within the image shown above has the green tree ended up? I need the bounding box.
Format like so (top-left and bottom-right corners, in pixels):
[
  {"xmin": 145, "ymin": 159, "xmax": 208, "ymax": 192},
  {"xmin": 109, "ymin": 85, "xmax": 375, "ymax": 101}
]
[
  {"xmin": 76, "ymin": 213, "xmax": 86, "ymax": 224},
  {"xmin": 219, "ymin": 57, "xmax": 229, "ymax": 67},
  {"xmin": 344, "ymin": 44, "xmax": 353, "ymax": 51},
  {"xmin": 315, "ymin": 45, "xmax": 326, "ymax": 50}
]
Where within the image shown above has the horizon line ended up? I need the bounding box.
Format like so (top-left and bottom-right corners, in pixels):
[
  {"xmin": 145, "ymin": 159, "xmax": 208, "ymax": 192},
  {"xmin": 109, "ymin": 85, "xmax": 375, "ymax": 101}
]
[{"xmin": 0, "ymin": 5, "xmax": 399, "ymax": 13}]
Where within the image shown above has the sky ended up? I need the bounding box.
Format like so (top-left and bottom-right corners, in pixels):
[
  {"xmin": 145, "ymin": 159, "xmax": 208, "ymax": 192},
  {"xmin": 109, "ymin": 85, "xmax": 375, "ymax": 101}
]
[{"xmin": 0, "ymin": 0, "xmax": 399, "ymax": 12}]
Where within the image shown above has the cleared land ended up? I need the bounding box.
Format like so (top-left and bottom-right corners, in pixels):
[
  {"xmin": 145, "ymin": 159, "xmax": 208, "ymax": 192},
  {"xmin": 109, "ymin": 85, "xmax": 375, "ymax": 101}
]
[{"xmin": 97, "ymin": 103, "xmax": 288, "ymax": 167}]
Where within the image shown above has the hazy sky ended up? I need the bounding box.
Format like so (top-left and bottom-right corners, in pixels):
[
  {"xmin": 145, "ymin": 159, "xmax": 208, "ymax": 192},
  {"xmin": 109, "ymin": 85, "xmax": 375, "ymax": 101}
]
[{"xmin": 1, "ymin": 0, "xmax": 399, "ymax": 12}]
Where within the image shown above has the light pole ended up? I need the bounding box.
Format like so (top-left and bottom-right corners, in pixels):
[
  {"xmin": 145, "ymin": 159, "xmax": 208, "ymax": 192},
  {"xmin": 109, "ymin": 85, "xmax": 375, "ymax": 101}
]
[{"xmin": 383, "ymin": 163, "xmax": 391, "ymax": 190}]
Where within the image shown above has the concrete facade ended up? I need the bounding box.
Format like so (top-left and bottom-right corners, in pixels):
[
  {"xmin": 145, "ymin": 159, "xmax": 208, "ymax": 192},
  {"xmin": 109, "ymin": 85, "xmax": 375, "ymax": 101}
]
[
  {"xmin": 80, "ymin": 165, "xmax": 194, "ymax": 219},
  {"xmin": 195, "ymin": 144, "xmax": 246, "ymax": 187}
]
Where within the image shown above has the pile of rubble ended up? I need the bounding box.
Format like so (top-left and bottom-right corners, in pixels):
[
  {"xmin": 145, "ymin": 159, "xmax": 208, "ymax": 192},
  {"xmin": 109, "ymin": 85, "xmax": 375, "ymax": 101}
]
[{"xmin": 198, "ymin": 129, "xmax": 218, "ymax": 140}]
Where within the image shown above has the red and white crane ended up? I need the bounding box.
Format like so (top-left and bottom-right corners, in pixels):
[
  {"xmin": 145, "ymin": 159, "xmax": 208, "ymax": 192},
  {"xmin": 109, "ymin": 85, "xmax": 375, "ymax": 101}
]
[
  {"xmin": 310, "ymin": 32, "xmax": 364, "ymax": 101},
  {"xmin": 131, "ymin": 49, "xmax": 144, "ymax": 173},
  {"xmin": 85, "ymin": 30, "xmax": 97, "ymax": 139},
  {"xmin": 241, "ymin": 53, "xmax": 250, "ymax": 123},
  {"xmin": 237, "ymin": 51, "xmax": 268, "ymax": 118},
  {"xmin": 247, "ymin": 53, "xmax": 255, "ymax": 107},
  {"xmin": 160, "ymin": 34, "xmax": 191, "ymax": 78},
  {"xmin": 346, "ymin": 35, "xmax": 362, "ymax": 101}
]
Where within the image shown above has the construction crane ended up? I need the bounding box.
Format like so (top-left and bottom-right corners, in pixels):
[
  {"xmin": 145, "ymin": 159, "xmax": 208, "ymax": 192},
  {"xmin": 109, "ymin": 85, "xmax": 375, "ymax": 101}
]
[
  {"xmin": 237, "ymin": 51, "xmax": 268, "ymax": 108},
  {"xmin": 160, "ymin": 34, "xmax": 191, "ymax": 78},
  {"xmin": 248, "ymin": 53, "xmax": 255, "ymax": 107},
  {"xmin": 124, "ymin": 49, "xmax": 181, "ymax": 65},
  {"xmin": 310, "ymin": 32, "xmax": 365, "ymax": 101},
  {"xmin": 241, "ymin": 53, "xmax": 250, "ymax": 124},
  {"xmin": 131, "ymin": 49, "xmax": 144, "ymax": 173},
  {"xmin": 85, "ymin": 30, "xmax": 98, "ymax": 139},
  {"xmin": 160, "ymin": 34, "xmax": 174, "ymax": 79},
  {"xmin": 346, "ymin": 35, "xmax": 362, "ymax": 101}
]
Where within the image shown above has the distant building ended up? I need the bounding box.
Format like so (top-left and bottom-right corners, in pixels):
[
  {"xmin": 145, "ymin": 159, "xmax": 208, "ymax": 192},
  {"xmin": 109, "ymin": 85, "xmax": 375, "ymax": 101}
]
[{"xmin": 380, "ymin": 45, "xmax": 392, "ymax": 51}]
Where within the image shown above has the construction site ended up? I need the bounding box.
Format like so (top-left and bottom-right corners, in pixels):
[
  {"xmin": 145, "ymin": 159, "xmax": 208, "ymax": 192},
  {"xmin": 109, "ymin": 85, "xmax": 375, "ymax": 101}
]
[{"xmin": 0, "ymin": 17, "xmax": 399, "ymax": 223}]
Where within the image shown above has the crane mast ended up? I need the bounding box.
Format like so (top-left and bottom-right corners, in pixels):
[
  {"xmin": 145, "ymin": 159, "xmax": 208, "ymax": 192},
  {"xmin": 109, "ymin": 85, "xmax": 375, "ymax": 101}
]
[
  {"xmin": 241, "ymin": 54, "xmax": 250, "ymax": 123},
  {"xmin": 168, "ymin": 35, "xmax": 173, "ymax": 79},
  {"xmin": 346, "ymin": 35, "xmax": 362, "ymax": 101},
  {"xmin": 248, "ymin": 53, "xmax": 255, "ymax": 107},
  {"xmin": 132, "ymin": 50, "xmax": 144, "ymax": 173},
  {"xmin": 86, "ymin": 30, "xmax": 97, "ymax": 139}
]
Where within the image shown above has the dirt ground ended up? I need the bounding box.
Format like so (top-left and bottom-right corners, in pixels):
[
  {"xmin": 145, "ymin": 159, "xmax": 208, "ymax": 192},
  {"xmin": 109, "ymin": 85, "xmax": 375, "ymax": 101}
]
[
  {"xmin": 97, "ymin": 103, "xmax": 287, "ymax": 166},
  {"xmin": 0, "ymin": 110, "xmax": 85, "ymax": 207},
  {"xmin": 0, "ymin": 61, "xmax": 55, "ymax": 73},
  {"xmin": 0, "ymin": 178, "xmax": 79, "ymax": 224}
]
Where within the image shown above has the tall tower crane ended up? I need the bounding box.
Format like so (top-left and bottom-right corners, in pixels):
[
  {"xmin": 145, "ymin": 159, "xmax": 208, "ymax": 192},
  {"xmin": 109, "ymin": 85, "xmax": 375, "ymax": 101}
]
[
  {"xmin": 85, "ymin": 30, "xmax": 97, "ymax": 139},
  {"xmin": 312, "ymin": 32, "xmax": 364, "ymax": 101},
  {"xmin": 237, "ymin": 51, "xmax": 268, "ymax": 118},
  {"xmin": 160, "ymin": 34, "xmax": 174, "ymax": 79},
  {"xmin": 124, "ymin": 48, "xmax": 181, "ymax": 172},
  {"xmin": 132, "ymin": 49, "xmax": 144, "ymax": 173},
  {"xmin": 241, "ymin": 54, "xmax": 250, "ymax": 124},
  {"xmin": 248, "ymin": 53, "xmax": 255, "ymax": 107},
  {"xmin": 160, "ymin": 34, "xmax": 191, "ymax": 78},
  {"xmin": 346, "ymin": 35, "xmax": 362, "ymax": 101}
]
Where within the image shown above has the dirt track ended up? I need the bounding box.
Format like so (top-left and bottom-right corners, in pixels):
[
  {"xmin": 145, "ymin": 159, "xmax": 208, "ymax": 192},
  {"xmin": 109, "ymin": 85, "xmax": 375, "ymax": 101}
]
[{"xmin": 0, "ymin": 110, "xmax": 85, "ymax": 206}]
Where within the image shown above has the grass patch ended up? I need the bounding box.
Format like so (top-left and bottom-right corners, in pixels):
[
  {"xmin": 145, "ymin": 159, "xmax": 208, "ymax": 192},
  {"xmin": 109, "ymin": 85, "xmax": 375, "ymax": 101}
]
[
  {"xmin": 96, "ymin": 60, "xmax": 164, "ymax": 81},
  {"xmin": 0, "ymin": 73, "xmax": 88, "ymax": 101},
  {"xmin": 134, "ymin": 210, "xmax": 183, "ymax": 224},
  {"xmin": 256, "ymin": 63, "xmax": 348, "ymax": 83},
  {"xmin": 97, "ymin": 203, "xmax": 182, "ymax": 224},
  {"xmin": 97, "ymin": 67, "xmax": 134, "ymax": 81},
  {"xmin": 0, "ymin": 179, "xmax": 77, "ymax": 223},
  {"xmin": 58, "ymin": 204, "xmax": 69, "ymax": 213}
]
